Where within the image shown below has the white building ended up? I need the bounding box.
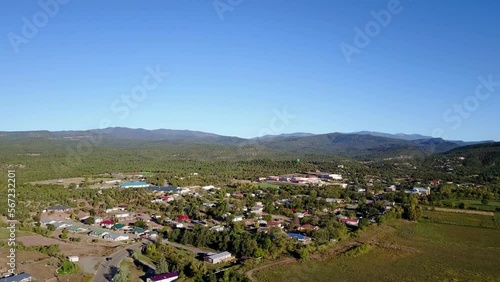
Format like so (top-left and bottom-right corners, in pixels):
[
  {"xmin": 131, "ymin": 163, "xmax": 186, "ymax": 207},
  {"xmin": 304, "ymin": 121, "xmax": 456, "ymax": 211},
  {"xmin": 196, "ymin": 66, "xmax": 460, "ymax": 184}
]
[
  {"xmin": 204, "ymin": 252, "xmax": 232, "ymax": 264},
  {"xmin": 114, "ymin": 212, "xmax": 130, "ymax": 218},
  {"xmin": 67, "ymin": 256, "xmax": 79, "ymax": 262},
  {"xmin": 202, "ymin": 185, "xmax": 215, "ymax": 191},
  {"xmin": 103, "ymin": 233, "xmax": 129, "ymax": 241},
  {"xmin": 232, "ymin": 215, "xmax": 244, "ymax": 222},
  {"xmin": 210, "ymin": 226, "xmax": 225, "ymax": 232},
  {"xmin": 412, "ymin": 187, "xmax": 431, "ymax": 196}
]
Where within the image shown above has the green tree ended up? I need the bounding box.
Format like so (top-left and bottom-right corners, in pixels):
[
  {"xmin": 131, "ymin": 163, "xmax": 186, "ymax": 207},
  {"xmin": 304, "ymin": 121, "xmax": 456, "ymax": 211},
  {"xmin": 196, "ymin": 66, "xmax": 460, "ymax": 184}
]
[
  {"xmin": 297, "ymin": 247, "xmax": 309, "ymax": 260},
  {"xmin": 113, "ymin": 264, "xmax": 130, "ymax": 282},
  {"xmin": 156, "ymin": 257, "xmax": 170, "ymax": 274},
  {"xmin": 135, "ymin": 220, "xmax": 149, "ymax": 229}
]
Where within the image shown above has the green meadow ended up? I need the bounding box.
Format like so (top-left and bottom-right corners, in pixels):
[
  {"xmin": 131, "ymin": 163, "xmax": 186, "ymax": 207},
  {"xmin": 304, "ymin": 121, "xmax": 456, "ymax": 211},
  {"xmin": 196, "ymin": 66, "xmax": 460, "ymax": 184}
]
[{"xmin": 255, "ymin": 212, "xmax": 500, "ymax": 282}]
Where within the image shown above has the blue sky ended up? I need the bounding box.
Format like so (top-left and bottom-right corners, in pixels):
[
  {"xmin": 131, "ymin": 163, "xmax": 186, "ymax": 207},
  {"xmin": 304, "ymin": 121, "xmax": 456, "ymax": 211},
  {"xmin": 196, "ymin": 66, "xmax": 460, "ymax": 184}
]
[{"xmin": 1, "ymin": 0, "xmax": 499, "ymax": 141}]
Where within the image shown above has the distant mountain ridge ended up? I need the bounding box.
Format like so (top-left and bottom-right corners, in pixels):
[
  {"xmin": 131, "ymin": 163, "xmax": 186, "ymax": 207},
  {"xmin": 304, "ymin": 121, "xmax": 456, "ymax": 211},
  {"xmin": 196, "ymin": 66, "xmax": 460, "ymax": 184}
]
[{"xmin": 0, "ymin": 128, "xmax": 495, "ymax": 160}]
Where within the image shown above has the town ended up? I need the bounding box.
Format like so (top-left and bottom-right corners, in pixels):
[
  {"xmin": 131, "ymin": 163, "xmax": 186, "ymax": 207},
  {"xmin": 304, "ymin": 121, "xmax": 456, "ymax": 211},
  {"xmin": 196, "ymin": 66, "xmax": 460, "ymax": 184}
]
[{"xmin": 4, "ymin": 158, "xmax": 491, "ymax": 282}]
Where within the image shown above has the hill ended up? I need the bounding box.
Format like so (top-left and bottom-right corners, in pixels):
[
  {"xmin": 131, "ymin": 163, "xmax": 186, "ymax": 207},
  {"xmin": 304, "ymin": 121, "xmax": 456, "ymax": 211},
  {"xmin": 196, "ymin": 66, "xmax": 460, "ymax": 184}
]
[
  {"xmin": 255, "ymin": 133, "xmax": 461, "ymax": 159},
  {"xmin": 0, "ymin": 128, "xmax": 494, "ymax": 161}
]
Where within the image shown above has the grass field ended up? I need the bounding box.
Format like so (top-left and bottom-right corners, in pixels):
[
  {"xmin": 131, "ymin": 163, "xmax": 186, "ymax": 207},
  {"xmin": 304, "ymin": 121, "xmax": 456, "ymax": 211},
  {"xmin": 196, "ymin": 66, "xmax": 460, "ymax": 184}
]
[
  {"xmin": 259, "ymin": 183, "xmax": 280, "ymax": 189},
  {"xmin": 421, "ymin": 209, "xmax": 500, "ymax": 229},
  {"xmin": 254, "ymin": 213, "xmax": 500, "ymax": 282},
  {"xmin": 0, "ymin": 229, "xmax": 32, "ymax": 240},
  {"xmin": 441, "ymin": 199, "xmax": 500, "ymax": 212}
]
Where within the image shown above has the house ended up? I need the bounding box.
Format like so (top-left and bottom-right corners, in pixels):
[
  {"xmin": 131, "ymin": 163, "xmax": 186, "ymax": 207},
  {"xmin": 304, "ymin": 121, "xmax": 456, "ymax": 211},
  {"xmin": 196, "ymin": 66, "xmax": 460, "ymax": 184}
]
[
  {"xmin": 267, "ymin": 221, "xmax": 282, "ymax": 228},
  {"xmin": 233, "ymin": 193, "xmax": 244, "ymax": 198},
  {"xmin": 146, "ymin": 271, "xmax": 179, "ymax": 282},
  {"xmin": 339, "ymin": 217, "xmax": 360, "ymax": 226},
  {"xmin": 177, "ymin": 215, "xmax": 190, "ymax": 222},
  {"xmin": 104, "ymin": 233, "xmax": 129, "ymax": 241},
  {"xmin": 325, "ymin": 198, "xmax": 345, "ymax": 204},
  {"xmin": 298, "ymin": 224, "xmax": 319, "ymax": 231},
  {"xmin": 210, "ymin": 226, "xmax": 225, "ymax": 232},
  {"xmin": 119, "ymin": 181, "xmax": 149, "ymax": 188},
  {"xmin": 287, "ymin": 232, "xmax": 311, "ymax": 243},
  {"xmin": 105, "ymin": 207, "xmax": 126, "ymax": 213},
  {"xmin": 46, "ymin": 205, "xmax": 72, "ymax": 212},
  {"xmin": 412, "ymin": 187, "xmax": 431, "ymax": 196},
  {"xmin": 319, "ymin": 173, "xmax": 342, "ymax": 180},
  {"xmin": 112, "ymin": 223, "xmax": 126, "ymax": 230},
  {"xmin": 385, "ymin": 185, "xmax": 397, "ymax": 192},
  {"xmin": 204, "ymin": 252, "xmax": 232, "ymax": 264},
  {"xmin": 76, "ymin": 212, "xmax": 90, "ymax": 221},
  {"xmin": 203, "ymin": 202, "xmax": 216, "ymax": 207},
  {"xmin": 53, "ymin": 221, "xmax": 73, "ymax": 229},
  {"xmin": 0, "ymin": 272, "xmax": 33, "ymax": 282},
  {"xmin": 67, "ymin": 256, "xmax": 79, "ymax": 262},
  {"xmin": 143, "ymin": 231, "xmax": 158, "ymax": 239},
  {"xmin": 40, "ymin": 219, "xmax": 57, "ymax": 226},
  {"xmin": 131, "ymin": 227, "xmax": 147, "ymax": 235},
  {"xmin": 65, "ymin": 226, "xmax": 89, "ymax": 233},
  {"xmin": 89, "ymin": 230, "xmax": 109, "ymax": 237},
  {"xmin": 113, "ymin": 212, "xmax": 130, "ymax": 219},
  {"xmin": 101, "ymin": 220, "xmax": 115, "ymax": 229},
  {"xmin": 202, "ymin": 185, "xmax": 215, "ymax": 191},
  {"xmin": 94, "ymin": 217, "xmax": 104, "ymax": 224},
  {"xmin": 232, "ymin": 215, "xmax": 244, "ymax": 222}
]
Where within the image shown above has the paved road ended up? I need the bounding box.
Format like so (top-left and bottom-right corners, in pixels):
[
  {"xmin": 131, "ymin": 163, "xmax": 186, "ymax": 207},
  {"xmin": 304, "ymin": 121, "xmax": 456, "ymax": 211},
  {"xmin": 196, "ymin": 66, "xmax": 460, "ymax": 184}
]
[{"xmin": 92, "ymin": 242, "xmax": 144, "ymax": 282}]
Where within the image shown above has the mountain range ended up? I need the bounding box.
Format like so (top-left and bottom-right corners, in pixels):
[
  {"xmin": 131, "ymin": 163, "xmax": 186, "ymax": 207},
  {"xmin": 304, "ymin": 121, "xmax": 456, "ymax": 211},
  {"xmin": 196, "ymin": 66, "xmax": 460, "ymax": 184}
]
[{"xmin": 0, "ymin": 128, "xmax": 496, "ymax": 160}]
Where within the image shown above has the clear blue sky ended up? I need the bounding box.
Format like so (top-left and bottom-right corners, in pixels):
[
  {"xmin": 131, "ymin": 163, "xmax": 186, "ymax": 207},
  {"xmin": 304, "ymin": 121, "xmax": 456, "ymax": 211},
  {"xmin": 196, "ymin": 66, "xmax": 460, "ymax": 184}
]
[{"xmin": 1, "ymin": 0, "xmax": 499, "ymax": 141}]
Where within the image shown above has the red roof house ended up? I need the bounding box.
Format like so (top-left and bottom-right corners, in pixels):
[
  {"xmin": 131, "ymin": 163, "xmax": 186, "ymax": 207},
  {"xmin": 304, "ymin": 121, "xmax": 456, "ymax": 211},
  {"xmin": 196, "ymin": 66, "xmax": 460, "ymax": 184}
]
[{"xmin": 177, "ymin": 215, "xmax": 190, "ymax": 222}]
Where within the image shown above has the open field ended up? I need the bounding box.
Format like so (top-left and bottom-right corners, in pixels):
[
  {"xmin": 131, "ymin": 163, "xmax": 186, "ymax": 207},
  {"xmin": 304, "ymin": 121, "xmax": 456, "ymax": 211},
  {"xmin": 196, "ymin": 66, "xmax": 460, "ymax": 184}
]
[
  {"xmin": 441, "ymin": 199, "xmax": 500, "ymax": 212},
  {"xmin": 254, "ymin": 215, "xmax": 500, "ymax": 282},
  {"xmin": 421, "ymin": 209, "xmax": 499, "ymax": 229},
  {"xmin": 29, "ymin": 177, "xmax": 120, "ymax": 189}
]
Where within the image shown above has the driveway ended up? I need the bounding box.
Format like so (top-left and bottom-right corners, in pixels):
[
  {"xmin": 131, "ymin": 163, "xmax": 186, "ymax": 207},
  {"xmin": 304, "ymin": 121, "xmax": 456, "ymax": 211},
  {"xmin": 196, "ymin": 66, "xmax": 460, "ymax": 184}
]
[
  {"xmin": 91, "ymin": 242, "xmax": 144, "ymax": 282},
  {"xmin": 79, "ymin": 257, "xmax": 102, "ymax": 274}
]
